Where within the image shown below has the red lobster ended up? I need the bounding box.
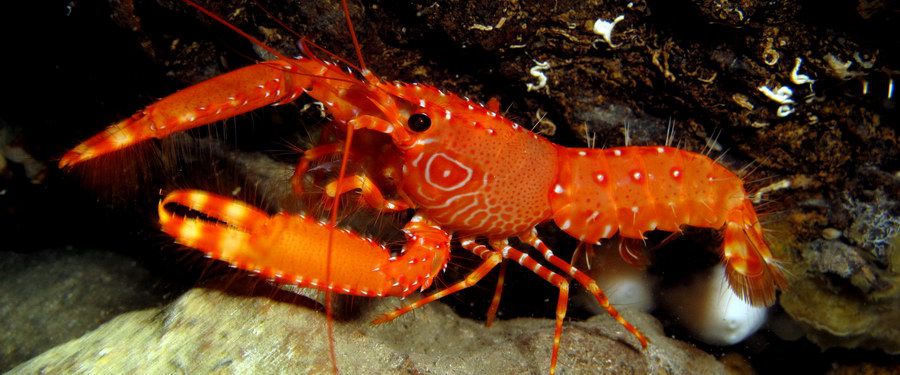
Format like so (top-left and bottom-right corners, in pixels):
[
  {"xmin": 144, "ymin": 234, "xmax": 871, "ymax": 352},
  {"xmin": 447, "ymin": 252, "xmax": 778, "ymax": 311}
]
[{"xmin": 60, "ymin": 1, "xmax": 787, "ymax": 373}]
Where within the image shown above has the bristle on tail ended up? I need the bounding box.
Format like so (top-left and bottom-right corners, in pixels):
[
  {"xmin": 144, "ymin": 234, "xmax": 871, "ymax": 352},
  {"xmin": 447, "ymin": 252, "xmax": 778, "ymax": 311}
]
[{"xmin": 721, "ymin": 204, "xmax": 787, "ymax": 307}]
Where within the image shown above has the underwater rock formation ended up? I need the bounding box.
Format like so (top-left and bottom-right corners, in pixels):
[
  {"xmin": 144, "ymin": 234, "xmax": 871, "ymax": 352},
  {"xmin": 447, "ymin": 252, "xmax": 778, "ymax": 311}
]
[{"xmin": 12, "ymin": 286, "xmax": 726, "ymax": 374}]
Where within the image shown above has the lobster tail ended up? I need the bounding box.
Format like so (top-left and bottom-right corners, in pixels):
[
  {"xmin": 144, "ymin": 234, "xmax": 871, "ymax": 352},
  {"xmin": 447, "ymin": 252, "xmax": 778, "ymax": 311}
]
[{"xmin": 721, "ymin": 201, "xmax": 787, "ymax": 306}]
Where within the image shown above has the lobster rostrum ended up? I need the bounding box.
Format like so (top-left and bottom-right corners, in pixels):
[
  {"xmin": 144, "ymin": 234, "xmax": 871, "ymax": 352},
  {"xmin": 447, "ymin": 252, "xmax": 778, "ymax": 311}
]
[{"xmin": 60, "ymin": 1, "xmax": 787, "ymax": 373}]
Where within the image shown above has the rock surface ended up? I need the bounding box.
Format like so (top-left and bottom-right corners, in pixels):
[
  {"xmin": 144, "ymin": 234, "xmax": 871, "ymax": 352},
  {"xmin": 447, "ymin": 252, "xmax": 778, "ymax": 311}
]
[
  {"xmin": 0, "ymin": 249, "xmax": 175, "ymax": 372},
  {"xmin": 12, "ymin": 286, "xmax": 724, "ymax": 374}
]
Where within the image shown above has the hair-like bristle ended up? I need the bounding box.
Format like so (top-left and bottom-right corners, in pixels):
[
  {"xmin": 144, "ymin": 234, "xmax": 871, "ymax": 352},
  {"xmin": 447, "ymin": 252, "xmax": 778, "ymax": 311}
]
[
  {"xmin": 721, "ymin": 219, "xmax": 788, "ymax": 307},
  {"xmin": 723, "ymin": 259, "xmax": 777, "ymax": 306}
]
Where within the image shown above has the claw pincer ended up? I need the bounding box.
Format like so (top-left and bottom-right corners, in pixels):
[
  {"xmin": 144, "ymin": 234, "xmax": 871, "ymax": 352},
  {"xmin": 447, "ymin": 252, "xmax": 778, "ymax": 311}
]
[{"xmin": 158, "ymin": 189, "xmax": 450, "ymax": 297}]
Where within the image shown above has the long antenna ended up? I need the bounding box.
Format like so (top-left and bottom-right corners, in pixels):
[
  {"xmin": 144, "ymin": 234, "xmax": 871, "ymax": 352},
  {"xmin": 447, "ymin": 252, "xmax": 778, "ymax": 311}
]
[{"xmin": 342, "ymin": 0, "xmax": 367, "ymax": 71}]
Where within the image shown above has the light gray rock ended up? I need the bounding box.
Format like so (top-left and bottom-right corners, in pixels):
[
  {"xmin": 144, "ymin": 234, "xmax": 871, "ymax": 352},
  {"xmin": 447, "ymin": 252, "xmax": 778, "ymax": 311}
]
[{"xmin": 12, "ymin": 286, "xmax": 725, "ymax": 374}]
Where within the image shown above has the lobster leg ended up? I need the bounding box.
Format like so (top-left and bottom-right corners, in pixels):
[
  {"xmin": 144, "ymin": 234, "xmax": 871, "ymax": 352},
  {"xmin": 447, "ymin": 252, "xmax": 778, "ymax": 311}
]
[
  {"xmin": 520, "ymin": 230, "xmax": 650, "ymax": 348},
  {"xmin": 157, "ymin": 189, "xmax": 451, "ymax": 297},
  {"xmin": 489, "ymin": 240, "xmax": 570, "ymax": 375},
  {"xmin": 324, "ymin": 175, "xmax": 412, "ymax": 211},
  {"xmin": 291, "ymin": 143, "xmax": 344, "ymax": 195},
  {"xmin": 372, "ymin": 242, "xmax": 504, "ymax": 324},
  {"xmin": 485, "ymin": 261, "xmax": 508, "ymax": 327},
  {"xmin": 374, "ymin": 238, "xmax": 571, "ymax": 375}
]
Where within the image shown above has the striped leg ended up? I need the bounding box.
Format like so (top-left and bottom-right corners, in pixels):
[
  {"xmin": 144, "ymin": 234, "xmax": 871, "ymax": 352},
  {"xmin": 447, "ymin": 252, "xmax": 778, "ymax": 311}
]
[
  {"xmin": 490, "ymin": 239, "xmax": 570, "ymax": 375},
  {"xmin": 485, "ymin": 261, "xmax": 507, "ymax": 327},
  {"xmin": 520, "ymin": 229, "xmax": 649, "ymax": 348},
  {"xmin": 458, "ymin": 239, "xmax": 508, "ymax": 327},
  {"xmin": 372, "ymin": 244, "xmax": 502, "ymax": 324}
]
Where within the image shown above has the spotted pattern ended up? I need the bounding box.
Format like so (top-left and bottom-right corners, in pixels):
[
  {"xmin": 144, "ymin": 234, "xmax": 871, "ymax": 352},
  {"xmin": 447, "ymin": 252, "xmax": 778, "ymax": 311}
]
[{"xmin": 548, "ymin": 145, "xmax": 785, "ymax": 306}]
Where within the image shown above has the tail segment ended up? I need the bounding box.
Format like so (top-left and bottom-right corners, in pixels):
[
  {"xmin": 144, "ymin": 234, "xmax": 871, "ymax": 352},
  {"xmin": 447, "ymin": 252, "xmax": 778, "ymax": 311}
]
[{"xmin": 721, "ymin": 200, "xmax": 787, "ymax": 306}]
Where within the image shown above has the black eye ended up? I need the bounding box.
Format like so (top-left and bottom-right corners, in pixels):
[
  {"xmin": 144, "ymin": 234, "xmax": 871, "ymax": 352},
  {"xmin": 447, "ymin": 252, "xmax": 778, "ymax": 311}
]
[{"xmin": 407, "ymin": 113, "xmax": 431, "ymax": 132}]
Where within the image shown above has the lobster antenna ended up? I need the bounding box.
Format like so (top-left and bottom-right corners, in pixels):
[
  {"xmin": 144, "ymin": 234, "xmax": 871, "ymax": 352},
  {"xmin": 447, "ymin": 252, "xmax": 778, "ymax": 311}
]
[
  {"xmin": 182, "ymin": 1, "xmax": 362, "ymax": 87},
  {"xmin": 342, "ymin": 0, "xmax": 368, "ymax": 71},
  {"xmin": 323, "ymin": 1, "xmax": 368, "ymax": 372},
  {"xmin": 182, "ymin": 1, "xmax": 295, "ymax": 66},
  {"xmin": 249, "ymin": 0, "xmax": 364, "ymax": 74}
]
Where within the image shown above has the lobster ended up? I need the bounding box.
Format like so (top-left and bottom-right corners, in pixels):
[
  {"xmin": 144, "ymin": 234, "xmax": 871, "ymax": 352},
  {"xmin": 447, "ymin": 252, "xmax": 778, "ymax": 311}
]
[{"xmin": 59, "ymin": 1, "xmax": 787, "ymax": 373}]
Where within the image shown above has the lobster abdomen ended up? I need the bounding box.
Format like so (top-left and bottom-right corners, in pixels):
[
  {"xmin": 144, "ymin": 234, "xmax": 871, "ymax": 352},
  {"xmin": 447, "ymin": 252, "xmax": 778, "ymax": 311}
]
[{"xmin": 550, "ymin": 146, "xmax": 785, "ymax": 306}]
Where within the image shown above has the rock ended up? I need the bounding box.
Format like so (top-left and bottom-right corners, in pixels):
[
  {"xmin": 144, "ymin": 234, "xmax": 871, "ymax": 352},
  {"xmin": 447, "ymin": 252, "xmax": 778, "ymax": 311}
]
[
  {"xmin": 12, "ymin": 286, "xmax": 724, "ymax": 374},
  {"xmin": 780, "ymin": 272, "xmax": 900, "ymax": 354},
  {"xmin": 0, "ymin": 248, "xmax": 175, "ymax": 372}
]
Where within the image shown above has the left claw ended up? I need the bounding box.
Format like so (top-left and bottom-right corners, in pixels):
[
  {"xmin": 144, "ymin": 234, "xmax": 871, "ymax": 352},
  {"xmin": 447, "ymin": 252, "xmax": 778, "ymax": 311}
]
[{"xmin": 158, "ymin": 189, "xmax": 451, "ymax": 297}]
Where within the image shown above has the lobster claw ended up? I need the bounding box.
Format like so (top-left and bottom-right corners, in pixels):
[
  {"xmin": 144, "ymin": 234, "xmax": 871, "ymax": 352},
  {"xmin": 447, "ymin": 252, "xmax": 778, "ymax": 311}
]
[
  {"xmin": 158, "ymin": 190, "xmax": 451, "ymax": 298},
  {"xmin": 158, "ymin": 190, "xmax": 272, "ymax": 268}
]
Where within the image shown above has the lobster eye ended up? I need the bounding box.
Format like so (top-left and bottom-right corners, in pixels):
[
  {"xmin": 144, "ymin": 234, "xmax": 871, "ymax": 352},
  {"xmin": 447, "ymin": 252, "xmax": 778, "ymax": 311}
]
[{"xmin": 407, "ymin": 113, "xmax": 431, "ymax": 132}]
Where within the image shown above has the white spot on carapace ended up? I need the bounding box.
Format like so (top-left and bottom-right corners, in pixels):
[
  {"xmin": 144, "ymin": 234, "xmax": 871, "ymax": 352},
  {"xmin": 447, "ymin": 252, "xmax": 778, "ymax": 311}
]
[
  {"xmin": 561, "ymin": 219, "xmax": 572, "ymax": 230},
  {"xmin": 672, "ymin": 168, "xmax": 682, "ymax": 178},
  {"xmin": 632, "ymin": 171, "xmax": 643, "ymax": 181},
  {"xmin": 613, "ymin": 149, "xmax": 622, "ymax": 156},
  {"xmin": 419, "ymin": 99, "xmax": 426, "ymax": 107},
  {"xmin": 657, "ymin": 147, "xmax": 665, "ymax": 153},
  {"xmin": 554, "ymin": 184, "xmax": 565, "ymax": 194},
  {"xmin": 444, "ymin": 110, "xmax": 452, "ymax": 120},
  {"xmin": 602, "ymin": 224, "xmax": 613, "ymax": 237},
  {"xmin": 578, "ymin": 150, "xmax": 587, "ymax": 156},
  {"xmin": 595, "ymin": 172, "xmax": 606, "ymax": 183}
]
